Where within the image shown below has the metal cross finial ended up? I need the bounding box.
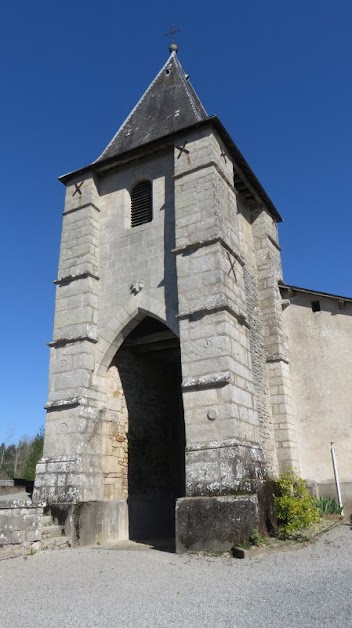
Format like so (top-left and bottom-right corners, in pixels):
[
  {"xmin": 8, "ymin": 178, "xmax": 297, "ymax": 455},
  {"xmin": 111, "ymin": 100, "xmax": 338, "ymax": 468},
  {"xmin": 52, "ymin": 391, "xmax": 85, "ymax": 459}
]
[{"xmin": 165, "ymin": 26, "xmax": 181, "ymax": 43}]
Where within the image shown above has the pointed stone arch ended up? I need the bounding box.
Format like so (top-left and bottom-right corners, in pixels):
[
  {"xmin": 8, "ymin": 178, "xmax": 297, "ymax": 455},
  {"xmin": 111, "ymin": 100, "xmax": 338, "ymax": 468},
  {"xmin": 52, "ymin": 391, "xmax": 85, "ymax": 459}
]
[{"xmin": 95, "ymin": 294, "xmax": 179, "ymax": 376}]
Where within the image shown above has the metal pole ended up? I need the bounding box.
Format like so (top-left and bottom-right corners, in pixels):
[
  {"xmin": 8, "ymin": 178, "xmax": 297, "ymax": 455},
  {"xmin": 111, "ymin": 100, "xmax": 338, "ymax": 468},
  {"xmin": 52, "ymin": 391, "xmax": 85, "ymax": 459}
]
[{"xmin": 330, "ymin": 442, "xmax": 344, "ymax": 516}]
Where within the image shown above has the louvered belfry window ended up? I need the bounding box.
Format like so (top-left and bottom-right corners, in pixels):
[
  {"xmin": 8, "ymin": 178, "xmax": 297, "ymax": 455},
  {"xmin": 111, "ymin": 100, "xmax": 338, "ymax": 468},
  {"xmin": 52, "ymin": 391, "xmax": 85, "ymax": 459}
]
[{"xmin": 131, "ymin": 180, "xmax": 153, "ymax": 227}]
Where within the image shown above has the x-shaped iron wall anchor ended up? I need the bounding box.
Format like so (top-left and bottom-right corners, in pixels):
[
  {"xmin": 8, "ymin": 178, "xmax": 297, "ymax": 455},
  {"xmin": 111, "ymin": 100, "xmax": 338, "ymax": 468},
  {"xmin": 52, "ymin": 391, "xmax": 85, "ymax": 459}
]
[
  {"xmin": 176, "ymin": 141, "xmax": 190, "ymax": 159},
  {"xmin": 227, "ymin": 252, "xmax": 237, "ymax": 280},
  {"xmin": 73, "ymin": 181, "xmax": 84, "ymax": 197}
]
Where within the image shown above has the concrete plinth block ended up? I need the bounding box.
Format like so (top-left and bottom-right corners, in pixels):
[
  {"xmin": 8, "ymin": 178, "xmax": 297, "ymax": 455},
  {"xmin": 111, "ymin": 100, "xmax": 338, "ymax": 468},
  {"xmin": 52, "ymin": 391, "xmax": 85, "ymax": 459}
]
[
  {"xmin": 176, "ymin": 495, "xmax": 259, "ymax": 553},
  {"xmin": 54, "ymin": 500, "xmax": 129, "ymax": 546}
]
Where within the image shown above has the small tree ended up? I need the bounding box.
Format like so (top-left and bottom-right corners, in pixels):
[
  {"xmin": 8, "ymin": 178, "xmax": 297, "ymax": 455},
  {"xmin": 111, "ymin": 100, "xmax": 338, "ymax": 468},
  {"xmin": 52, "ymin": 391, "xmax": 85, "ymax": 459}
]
[
  {"xmin": 23, "ymin": 428, "xmax": 44, "ymax": 480},
  {"xmin": 0, "ymin": 429, "xmax": 15, "ymax": 469},
  {"xmin": 13, "ymin": 438, "xmax": 31, "ymax": 478}
]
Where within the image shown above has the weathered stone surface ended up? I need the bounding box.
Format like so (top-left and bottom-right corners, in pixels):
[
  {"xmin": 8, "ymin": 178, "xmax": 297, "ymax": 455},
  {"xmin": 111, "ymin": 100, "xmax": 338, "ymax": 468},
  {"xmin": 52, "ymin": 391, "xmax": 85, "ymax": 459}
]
[
  {"xmin": 176, "ymin": 495, "xmax": 259, "ymax": 552},
  {"xmin": 182, "ymin": 371, "xmax": 231, "ymax": 390},
  {"xmin": 185, "ymin": 439, "xmax": 267, "ymax": 497},
  {"xmin": 69, "ymin": 500, "xmax": 128, "ymax": 546},
  {"xmin": 0, "ymin": 501, "xmax": 46, "ymax": 559},
  {"xmin": 31, "ymin": 48, "xmax": 352, "ymax": 552}
]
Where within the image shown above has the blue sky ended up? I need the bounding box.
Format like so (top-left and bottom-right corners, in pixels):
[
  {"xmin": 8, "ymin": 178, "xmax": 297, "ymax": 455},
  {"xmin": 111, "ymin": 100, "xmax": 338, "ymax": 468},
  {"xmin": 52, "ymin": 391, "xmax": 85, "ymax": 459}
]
[{"xmin": 0, "ymin": 0, "xmax": 351, "ymax": 444}]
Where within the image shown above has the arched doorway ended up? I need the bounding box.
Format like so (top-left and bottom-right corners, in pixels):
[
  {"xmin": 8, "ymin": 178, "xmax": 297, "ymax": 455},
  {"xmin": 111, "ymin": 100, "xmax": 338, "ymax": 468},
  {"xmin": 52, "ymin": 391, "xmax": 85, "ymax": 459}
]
[{"xmin": 110, "ymin": 316, "xmax": 185, "ymax": 543}]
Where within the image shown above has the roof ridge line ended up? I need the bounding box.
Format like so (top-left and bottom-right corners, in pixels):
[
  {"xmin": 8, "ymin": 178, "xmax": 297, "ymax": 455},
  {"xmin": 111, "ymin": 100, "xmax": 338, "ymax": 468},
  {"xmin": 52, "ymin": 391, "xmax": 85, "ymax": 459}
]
[
  {"xmin": 173, "ymin": 55, "xmax": 207, "ymax": 121},
  {"xmin": 95, "ymin": 52, "xmax": 176, "ymax": 162}
]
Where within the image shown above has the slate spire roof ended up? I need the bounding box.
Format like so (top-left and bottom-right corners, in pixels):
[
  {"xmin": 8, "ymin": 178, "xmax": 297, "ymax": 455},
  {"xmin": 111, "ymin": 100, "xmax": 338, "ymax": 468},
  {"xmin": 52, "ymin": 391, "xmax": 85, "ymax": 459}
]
[
  {"xmin": 60, "ymin": 49, "xmax": 281, "ymax": 222},
  {"xmin": 96, "ymin": 51, "xmax": 208, "ymax": 161}
]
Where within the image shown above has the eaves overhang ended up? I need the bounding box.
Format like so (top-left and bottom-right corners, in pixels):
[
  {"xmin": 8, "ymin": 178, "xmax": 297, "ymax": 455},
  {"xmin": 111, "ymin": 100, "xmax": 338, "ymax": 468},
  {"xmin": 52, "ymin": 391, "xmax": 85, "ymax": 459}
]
[
  {"xmin": 279, "ymin": 282, "xmax": 352, "ymax": 303},
  {"xmin": 59, "ymin": 115, "xmax": 282, "ymax": 222}
]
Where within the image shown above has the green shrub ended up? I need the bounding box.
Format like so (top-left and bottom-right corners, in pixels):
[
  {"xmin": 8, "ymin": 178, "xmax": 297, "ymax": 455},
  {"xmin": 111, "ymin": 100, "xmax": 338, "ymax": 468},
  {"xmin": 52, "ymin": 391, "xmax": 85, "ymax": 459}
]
[
  {"xmin": 274, "ymin": 470, "xmax": 320, "ymax": 538},
  {"xmin": 318, "ymin": 496, "xmax": 343, "ymax": 515}
]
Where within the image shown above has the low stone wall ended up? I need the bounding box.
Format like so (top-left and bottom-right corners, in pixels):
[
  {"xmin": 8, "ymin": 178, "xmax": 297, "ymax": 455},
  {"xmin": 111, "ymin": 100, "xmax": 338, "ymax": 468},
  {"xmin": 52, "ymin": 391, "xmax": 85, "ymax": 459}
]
[
  {"xmin": 0, "ymin": 480, "xmax": 20, "ymax": 496},
  {"xmin": 0, "ymin": 498, "xmax": 44, "ymax": 560},
  {"xmin": 0, "ymin": 480, "xmax": 15, "ymax": 489},
  {"xmin": 0, "ymin": 479, "xmax": 34, "ymax": 496}
]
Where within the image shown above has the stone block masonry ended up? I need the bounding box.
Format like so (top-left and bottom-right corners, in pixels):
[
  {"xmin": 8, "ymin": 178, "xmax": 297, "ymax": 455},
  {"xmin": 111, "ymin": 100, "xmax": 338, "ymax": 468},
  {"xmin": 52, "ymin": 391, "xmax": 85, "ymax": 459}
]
[
  {"xmin": 174, "ymin": 129, "xmax": 272, "ymax": 492},
  {"xmin": 251, "ymin": 208, "xmax": 299, "ymax": 472},
  {"xmin": 176, "ymin": 495, "xmax": 259, "ymax": 553},
  {"xmin": 0, "ymin": 498, "xmax": 43, "ymax": 559},
  {"xmin": 32, "ymin": 48, "xmax": 304, "ymax": 550},
  {"xmin": 34, "ymin": 120, "xmax": 284, "ymax": 548}
]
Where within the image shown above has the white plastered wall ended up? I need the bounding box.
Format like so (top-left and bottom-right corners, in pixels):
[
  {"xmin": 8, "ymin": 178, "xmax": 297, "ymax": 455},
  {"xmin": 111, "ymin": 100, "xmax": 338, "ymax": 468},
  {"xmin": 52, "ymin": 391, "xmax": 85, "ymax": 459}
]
[{"xmin": 283, "ymin": 294, "xmax": 352, "ymax": 506}]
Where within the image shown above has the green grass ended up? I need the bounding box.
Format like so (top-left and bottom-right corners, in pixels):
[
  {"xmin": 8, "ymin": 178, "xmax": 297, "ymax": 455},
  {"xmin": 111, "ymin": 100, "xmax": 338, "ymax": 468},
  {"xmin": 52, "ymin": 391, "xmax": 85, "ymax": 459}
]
[{"xmin": 318, "ymin": 496, "xmax": 343, "ymax": 515}]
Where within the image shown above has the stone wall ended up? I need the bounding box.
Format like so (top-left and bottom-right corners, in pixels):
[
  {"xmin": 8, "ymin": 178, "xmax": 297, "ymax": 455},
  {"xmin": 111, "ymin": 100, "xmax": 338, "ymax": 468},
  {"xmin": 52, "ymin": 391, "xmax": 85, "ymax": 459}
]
[
  {"xmin": 175, "ymin": 129, "xmax": 256, "ymax": 448},
  {"xmin": 0, "ymin": 480, "xmax": 23, "ymax": 496},
  {"xmin": 243, "ymin": 265, "xmax": 277, "ymax": 475},
  {"xmin": 35, "ymin": 173, "xmax": 103, "ymax": 503},
  {"xmin": 252, "ymin": 209, "xmax": 298, "ymax": 472},
  {"xmin": 36, "ymin": 121, "xmax": 283, "ymax": 547},
  {"xmin": 102, "ymin": 365, "xmax": 128, "ymax": 501},
  {"xmin": 0, "ymin": 498, "xmax": 43, "ymax": 559},
  {"xmin": 173, "ymin": 126, "xmax": 276, "ymax": 497},
  {"xmin": 35, "ymin": 149, "xmax": 178, "ymax": 506},
  {"xmin": 97, "ymin": 149, "xmax": 177, "ymax": 333}
]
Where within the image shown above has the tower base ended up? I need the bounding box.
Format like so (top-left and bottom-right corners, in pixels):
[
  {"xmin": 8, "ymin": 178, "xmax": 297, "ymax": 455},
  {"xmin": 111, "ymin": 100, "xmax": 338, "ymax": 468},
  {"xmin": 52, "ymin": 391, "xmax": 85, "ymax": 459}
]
[{"xmin": 176, "ymin": 495, "xmax": 259, "ymax": 553}]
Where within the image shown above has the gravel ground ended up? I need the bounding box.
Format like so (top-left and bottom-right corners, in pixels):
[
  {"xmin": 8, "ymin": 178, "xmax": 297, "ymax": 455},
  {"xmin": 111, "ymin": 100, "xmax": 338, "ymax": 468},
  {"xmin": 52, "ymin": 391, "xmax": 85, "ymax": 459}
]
[{"xmin": 1, "ymin": 523, "xmax": 351, "ymax": 628}]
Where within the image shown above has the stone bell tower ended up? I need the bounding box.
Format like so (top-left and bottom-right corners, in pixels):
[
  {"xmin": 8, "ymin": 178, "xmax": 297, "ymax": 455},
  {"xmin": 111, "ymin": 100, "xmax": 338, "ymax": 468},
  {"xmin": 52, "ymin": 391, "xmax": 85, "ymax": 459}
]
[{"xmin": 34, "ymin": 44, "xmax": 298, "ymax": 550}]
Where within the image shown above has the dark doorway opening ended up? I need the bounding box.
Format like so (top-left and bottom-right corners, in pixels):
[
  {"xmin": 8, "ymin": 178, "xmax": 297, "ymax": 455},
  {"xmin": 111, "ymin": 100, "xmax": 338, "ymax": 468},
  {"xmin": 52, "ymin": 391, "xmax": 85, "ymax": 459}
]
[{"xmin": 112, "ymin": 317, "xmax": 185, "ymax": 545}]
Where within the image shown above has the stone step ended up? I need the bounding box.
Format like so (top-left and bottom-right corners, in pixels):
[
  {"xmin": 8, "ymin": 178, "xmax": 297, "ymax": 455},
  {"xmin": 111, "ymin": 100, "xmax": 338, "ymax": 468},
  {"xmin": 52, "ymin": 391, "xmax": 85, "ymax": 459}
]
[
  {"xmin": 0, "ymin": 545, "xmax": 24, "ymax": 561},
  {"xmin": 42, "ymin": 524, "xmax": 65, "ymax": 539},
  {"xmin": 41, "ymin": 515, "xmax": 54, "ymax": 527},
  {"xmin": 42, "ymin": 536, "xmax": 70, "ymax": 550}
]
